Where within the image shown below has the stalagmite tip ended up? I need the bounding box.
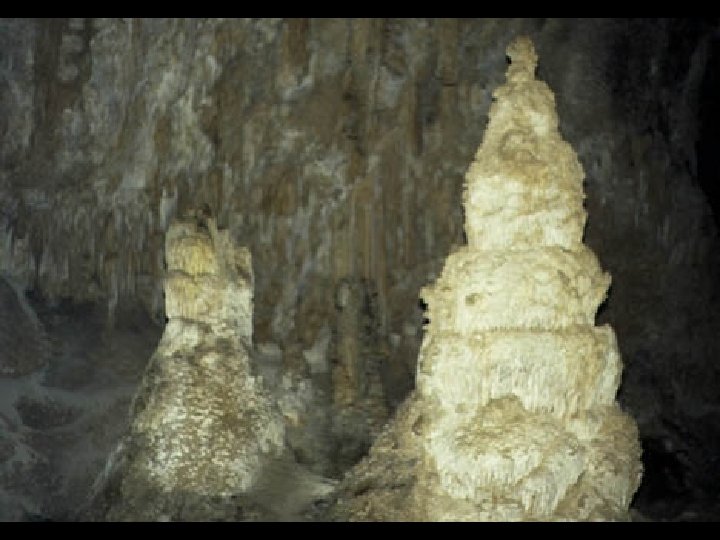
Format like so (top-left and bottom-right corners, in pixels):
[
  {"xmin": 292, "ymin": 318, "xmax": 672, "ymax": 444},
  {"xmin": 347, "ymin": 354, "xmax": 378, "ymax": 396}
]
[{"xmin": 506, "ymin": 36, "xmax": 538, "ymax": 79}]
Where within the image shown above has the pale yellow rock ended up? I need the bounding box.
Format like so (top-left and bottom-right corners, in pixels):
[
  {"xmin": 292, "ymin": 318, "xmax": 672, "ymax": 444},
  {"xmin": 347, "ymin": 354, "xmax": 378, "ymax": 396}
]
[
  {"xmin": 101, "ymin": 215, "xmax": 285, "ymax": 521},
  {"xmin": 162, "ymin": 217, "xmax": 253, "ymax": 340},
  {"xmin": 165, "ymin": 227, "xmax": 220, "ymax": 276},
  {"xmin": 328, "ymin": 36, "xmax": 642, "ymax": 522},
  {"xmin": 461, "ymin": 35, "xmax": 585, "ymax": 253},
  {"xmin": 417, "ymin": 326, "xmax": 622, "ymax": 418},
  {"xmin": 421, "ymin": 245, "xmax": 610, "ymax": 332}
]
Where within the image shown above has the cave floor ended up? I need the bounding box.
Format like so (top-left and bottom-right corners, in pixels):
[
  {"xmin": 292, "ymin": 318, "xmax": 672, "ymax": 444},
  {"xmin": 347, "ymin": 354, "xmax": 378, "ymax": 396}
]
[{"xmin": 1, "ymin": 295, "xmax": 718, "ymax": 521}]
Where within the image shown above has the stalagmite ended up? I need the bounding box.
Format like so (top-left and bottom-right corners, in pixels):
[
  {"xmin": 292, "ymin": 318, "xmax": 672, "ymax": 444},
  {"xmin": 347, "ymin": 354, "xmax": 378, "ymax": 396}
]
[
  {"xmin": 92, "ymin": 212, "xmax": 287, "ymax": 521},
  {"xmin": 328, "ymin": 36, "xmax": 643, "ymax": 521}
]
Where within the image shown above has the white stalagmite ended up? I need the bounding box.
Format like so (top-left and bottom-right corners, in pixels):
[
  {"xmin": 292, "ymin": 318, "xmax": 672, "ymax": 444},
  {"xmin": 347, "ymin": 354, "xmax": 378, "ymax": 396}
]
[
  {"xmin": 329, "ymin": 36, "xmax": 643, "ymax": 521},
  {"xmin": 98, "ymin": 212, "xmax": 286, "ymax": 521}
]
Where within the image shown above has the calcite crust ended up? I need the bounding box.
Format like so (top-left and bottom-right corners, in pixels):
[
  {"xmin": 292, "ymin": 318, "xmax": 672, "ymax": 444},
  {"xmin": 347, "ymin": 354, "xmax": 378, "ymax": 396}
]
[
  {"xmin": 101, "ymin": 216, "xmax": 285, "ymax": 521},
  {"xmin": 422, "ymin": 245, "xmax": 610, "ymax": 332},
  {"xmin": 418, "ymin": 326, "xmax": 621, "ymax": 417},
  {"xmin": 328, "ymin": 36, "xmax": 642, "ymax": 522}
]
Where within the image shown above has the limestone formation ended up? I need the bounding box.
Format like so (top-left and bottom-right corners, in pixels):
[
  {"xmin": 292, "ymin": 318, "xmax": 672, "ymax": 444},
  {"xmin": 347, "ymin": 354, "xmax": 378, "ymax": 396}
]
[
  {"xmin": 1, "ymin": 19, "xmax": 718, "ymax": 522},
  {"xmin": 96, "ymin": 214, "xmax": 287, "ymax": 521},
  {"xmin": 328, "ymin": 36, "xmax": 643, "ymax": 521}
]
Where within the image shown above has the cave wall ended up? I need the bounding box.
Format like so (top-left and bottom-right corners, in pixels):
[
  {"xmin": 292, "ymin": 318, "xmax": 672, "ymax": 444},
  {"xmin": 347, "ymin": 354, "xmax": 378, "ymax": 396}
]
[{"xmin": 1, "ymin": 18, "xmax": 719, "ymax": 517}]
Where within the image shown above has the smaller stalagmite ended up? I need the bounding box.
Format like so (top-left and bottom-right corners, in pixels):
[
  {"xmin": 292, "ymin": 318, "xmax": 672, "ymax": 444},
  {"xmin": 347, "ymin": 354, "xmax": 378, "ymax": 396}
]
[
  {"xmin": 328, "ymin": 36, "xmax": 643, "ymax": 521},
  {"xmin": 95, "ymin": 212, "xmax": 286, "ymax": 521}
]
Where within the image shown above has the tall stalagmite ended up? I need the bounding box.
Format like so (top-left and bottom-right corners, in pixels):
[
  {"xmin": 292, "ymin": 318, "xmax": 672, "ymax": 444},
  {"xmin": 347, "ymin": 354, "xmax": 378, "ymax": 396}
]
[
  {"xmin": 93, "ymin": 213, "xmax": 286, "ymax": 521},
  {"xmin": 328, "ymin": 36, "xmax": 643, "ymax": 521}
]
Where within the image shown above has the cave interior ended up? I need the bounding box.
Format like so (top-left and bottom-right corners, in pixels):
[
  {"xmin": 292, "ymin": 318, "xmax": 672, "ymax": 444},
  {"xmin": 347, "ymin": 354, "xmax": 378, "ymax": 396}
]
[{"xmin": 0, "ymin": 18, "xmax": 719, "ymax": 521}]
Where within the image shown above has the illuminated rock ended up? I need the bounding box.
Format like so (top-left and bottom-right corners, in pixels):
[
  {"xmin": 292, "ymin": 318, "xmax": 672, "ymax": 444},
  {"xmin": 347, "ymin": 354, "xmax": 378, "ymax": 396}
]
[
  {"xmin": 329, "ymin": 36, "xmax": 643, "ymax": 522},
  {"xmin": 100, "ymin": 214, "xmax": 286, "ymax": 521}
]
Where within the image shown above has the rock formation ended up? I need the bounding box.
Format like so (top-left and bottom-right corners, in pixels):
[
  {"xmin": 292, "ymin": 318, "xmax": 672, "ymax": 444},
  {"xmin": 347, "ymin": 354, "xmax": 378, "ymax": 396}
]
[
  {"xmin": 93, "ymin": 214, "xmax": 288, "ymax": 520},
  {"xmin": 0, "ymin": 19, "xmax": 718, "ymax": 521},
  {"xmin": 328, "ymin": 36, "xmax": 643, "ymax": 521}
]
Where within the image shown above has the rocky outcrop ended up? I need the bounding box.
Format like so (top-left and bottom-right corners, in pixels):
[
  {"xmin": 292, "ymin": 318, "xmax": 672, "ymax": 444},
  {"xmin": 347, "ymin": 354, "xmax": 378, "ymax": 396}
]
[{"xmin": 328, "ymin": 36, "xmax": 643, "ymax": 522}]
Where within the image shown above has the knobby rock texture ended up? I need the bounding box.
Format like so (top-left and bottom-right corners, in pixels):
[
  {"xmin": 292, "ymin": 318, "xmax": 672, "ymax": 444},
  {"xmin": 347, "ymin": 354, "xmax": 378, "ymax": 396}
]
[
  {"xmin": 328, "ymin": 36, "xmax": 643, "ymax": 522},
  {"xmin": 0, "ymin": 19, "xmax": 719, "ymax": 520},
  {"xmin": 93, "ymin": 216, "xmax": 285, "ymax": 520}
]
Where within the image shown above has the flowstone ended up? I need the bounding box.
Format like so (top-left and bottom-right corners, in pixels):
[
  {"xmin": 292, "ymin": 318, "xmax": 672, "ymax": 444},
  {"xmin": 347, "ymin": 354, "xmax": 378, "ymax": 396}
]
[{"xmin": 327, "ymin": 36, "xmax": 643, "ymax": 522}]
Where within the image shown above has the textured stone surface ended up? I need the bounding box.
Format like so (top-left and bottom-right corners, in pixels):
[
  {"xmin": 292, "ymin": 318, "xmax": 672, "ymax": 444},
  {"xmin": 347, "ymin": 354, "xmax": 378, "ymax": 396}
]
[
  {"xmin": 0, "ymin": 18, "xmax": 719, "ymax": 520},
  {"xmin": 328, "ymin": 36, "xmax": 643, "ymax": 522},
  {"xmin": 92, "ymin": 216, "xmax": 287, "ymax": 520}
]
